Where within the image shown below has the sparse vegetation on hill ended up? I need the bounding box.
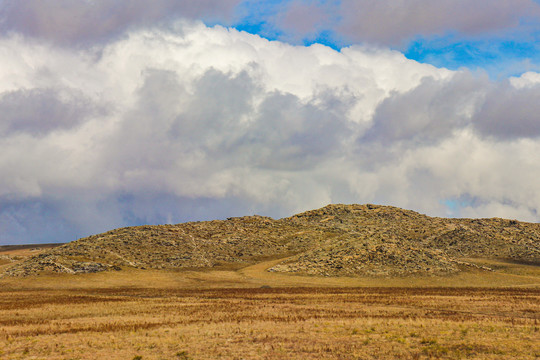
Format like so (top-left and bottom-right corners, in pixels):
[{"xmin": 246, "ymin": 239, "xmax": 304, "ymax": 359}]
[{"xmin": 3, "ymin": 204, "xmax": 540, "ymax": 277}]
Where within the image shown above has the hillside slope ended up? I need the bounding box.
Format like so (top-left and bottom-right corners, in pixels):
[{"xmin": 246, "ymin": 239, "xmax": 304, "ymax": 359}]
[{"xmin": 3, "ymin": 204, "xmax": 540, "ymax": 277}]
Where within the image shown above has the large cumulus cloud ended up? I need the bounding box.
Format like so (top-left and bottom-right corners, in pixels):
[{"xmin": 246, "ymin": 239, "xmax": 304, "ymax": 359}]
[{"xmin": 1, "ymin": 22, "xmax": 540, "ymax": 244}]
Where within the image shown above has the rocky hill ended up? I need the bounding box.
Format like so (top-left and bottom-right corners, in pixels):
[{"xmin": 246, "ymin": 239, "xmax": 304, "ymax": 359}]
[{"xmin": 3, "ymin": 204, "xmax": 540, "ymax": 277}]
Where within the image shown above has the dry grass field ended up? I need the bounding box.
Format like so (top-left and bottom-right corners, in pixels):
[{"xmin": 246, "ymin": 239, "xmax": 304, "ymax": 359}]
[
  {"xmin": 0, "ymin": 285, "xmax": 539, "ymax": 359},
  {"xmin": 1, "ymin": 235, "xmax": 539, "ymax": 360},
  {"xmin": 1, "ymin": 255, "xmax": 540, "ymax": 360}
]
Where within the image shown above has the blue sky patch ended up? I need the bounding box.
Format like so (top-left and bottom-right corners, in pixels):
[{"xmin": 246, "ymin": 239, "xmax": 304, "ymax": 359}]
[{"xmin": 405, "ymin": 36, "xmax": 540, "ymax": 78}]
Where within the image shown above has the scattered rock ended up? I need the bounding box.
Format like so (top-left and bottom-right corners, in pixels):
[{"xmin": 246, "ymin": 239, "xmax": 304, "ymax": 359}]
[{"xmin": 3, "ymin": 204, "xmax": 539, "ymax": 277}]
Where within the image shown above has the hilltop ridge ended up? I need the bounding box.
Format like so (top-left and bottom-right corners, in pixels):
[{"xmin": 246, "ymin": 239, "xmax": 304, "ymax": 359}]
[{"xmin": 2, "ymin": 204, "xmax": 539, "ymax": 277}]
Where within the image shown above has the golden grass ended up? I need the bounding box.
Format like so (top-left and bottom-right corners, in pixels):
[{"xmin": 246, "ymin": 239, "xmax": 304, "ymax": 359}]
[
  {"xmin": 2, "ymin": 255, "xmax": 539, "ymax": 290},
  {"xmin": 0, "ymin": 286, "xmax": 538, "ymax": 359},
  {"xmin": 1, "ymin": 254, "xmax": 539, "ymax": 359}
]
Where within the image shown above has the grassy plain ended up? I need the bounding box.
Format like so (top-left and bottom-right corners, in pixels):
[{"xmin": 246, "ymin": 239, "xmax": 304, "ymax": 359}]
[
  {"xmin": 1, "ymin": 285, "xmax": 539, "ymax": 359},
  {"xmin": 1, "ymin": 247, "xmax": 539, "ymax": 359}
]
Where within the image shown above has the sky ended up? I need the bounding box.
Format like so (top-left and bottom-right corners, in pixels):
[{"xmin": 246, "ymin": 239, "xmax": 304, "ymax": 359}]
[{"xmin": 1, "ymin": 0, "xmax": 540, "ymax": 245}]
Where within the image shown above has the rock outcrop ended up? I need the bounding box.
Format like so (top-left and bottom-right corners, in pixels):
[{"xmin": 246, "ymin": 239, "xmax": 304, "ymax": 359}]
[{"xmin": 3, "ymin": 204, "xmax": 539, "ymax": 277}]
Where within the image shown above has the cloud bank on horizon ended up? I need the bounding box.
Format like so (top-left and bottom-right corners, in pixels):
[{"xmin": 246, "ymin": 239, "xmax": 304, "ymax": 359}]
[{"xmin": 1, "ymin": 0, "xmax": 540, "ymax": 244}]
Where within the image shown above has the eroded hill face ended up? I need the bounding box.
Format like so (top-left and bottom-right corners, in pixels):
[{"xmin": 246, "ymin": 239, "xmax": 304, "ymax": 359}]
[{"xmin": 3, "ymin": 204, "xmax": 540, "ymax": 277}]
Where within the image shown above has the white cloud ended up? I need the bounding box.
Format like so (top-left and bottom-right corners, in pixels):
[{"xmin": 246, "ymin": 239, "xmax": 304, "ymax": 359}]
[
  {"xmin": 510, "ymin": 71, "xmax": 540, "ymax": 88},
  {"xmin": 1, "ymin": 22, "xmax": 540, "ymax": 244}
]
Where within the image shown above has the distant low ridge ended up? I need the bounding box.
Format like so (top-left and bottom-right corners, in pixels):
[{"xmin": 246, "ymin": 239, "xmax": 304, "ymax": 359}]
[{"xmin": 3, "ymin": 204, "xmax": 540, "ymax": 277}]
